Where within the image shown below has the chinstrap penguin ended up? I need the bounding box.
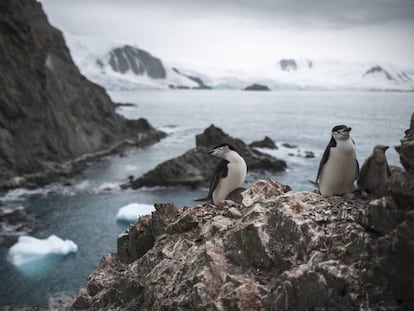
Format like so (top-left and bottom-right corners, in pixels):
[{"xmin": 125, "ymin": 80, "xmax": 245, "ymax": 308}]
[
  {"xmin": 196, "ymin": 143, "xmax": 247, "ymax": 205},
  {"xmin": 357, "ymin": 145, "xmax": 391, "ymax": 196},
  {"xmin": 316, "ymin": 125, "xmax": 359, "ymax": 196}
]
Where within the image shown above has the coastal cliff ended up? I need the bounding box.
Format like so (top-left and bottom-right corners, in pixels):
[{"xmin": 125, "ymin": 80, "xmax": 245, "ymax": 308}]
[
  {"xmin": 72, "ymin": 115, "xmax": 414, "ymax": 310},
  {"xmin": 0, "ymin": 0, "xmax": 164, "ymax": 189}
]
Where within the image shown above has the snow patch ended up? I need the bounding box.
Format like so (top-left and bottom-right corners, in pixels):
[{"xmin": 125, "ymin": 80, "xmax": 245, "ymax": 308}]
[
  {"xmin": 116, "ymin": 203, "xmax": 155, "ymax": 223},
  {"xmin": 8, "ymin": 235, "xmax": 78, "ymax": 266}
]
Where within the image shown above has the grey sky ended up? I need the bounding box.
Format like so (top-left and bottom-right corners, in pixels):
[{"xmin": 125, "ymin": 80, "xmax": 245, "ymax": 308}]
[{"xmin": 41, "ymin": 0, "xmax": 414, "ymax": 69}]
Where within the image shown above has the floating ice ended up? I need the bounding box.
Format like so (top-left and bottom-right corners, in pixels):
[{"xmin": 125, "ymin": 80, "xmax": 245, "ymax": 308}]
[
  {"xmin": 8, "ymin": 235, "xmax": 78, "ymax": 266},
  {"xmin": 116, "ymin": 203, "xmax": 155, "ymax": 223}
]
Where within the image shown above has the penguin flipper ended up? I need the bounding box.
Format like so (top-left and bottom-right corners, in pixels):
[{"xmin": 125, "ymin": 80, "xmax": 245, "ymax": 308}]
[
  {"xmin": 357, "ymin": 157, "xmax": 371, "ymax": 187},
  {"xmin": 207, "ymin": 159, "xmax": 229, "ymax": 199},
  {"xmin": 355, "ymin": 159, "xmax": 360, "ymax": 180},
  {"xmin": 316, "ymin": 137, "xmax": 336, "ymax": 182}
]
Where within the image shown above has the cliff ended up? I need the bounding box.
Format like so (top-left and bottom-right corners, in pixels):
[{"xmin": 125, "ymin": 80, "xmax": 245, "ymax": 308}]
[
  {"xmin": 73, "ymin": 115, "xmax": 414, "ymax": 310},
  {"xmin": 0, "ymin": 0, "xmax": 164, "ymax": 188}
]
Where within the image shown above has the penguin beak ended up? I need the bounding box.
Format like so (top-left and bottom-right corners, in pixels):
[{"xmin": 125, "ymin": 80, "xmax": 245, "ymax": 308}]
[
  {"xmin": 344, "ymin": 127, "xmax": 352, "ymax": 132},
  {"xmin": 208, "ymin": 148, "xmax": 216, "ymax": 155}
]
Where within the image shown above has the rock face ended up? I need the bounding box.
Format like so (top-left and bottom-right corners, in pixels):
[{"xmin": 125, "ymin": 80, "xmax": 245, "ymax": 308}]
[
  {"xmin": 74, "ymin": 179, "xmax": 406, "ymax": 310},
  {"xmin": 172, "ymin": 68, "xmax": 211, "ymax": 90},
  {"xmin": 108, "ymin": 45, "xmax": 166, "ymax": 79},
  {"xmin": 385, "ymin": 111, "xmax": 414, "ymax": 301},
  {"xmin": 243, "ymin": 84, "xmax": 270, "ymax": 91},
  {"xmin": 0, "ymin": 0, "xmax": 164, "ymax": 187},
  {"xmin": 0, "ymin": 204, "xmax": 33, "ymax": 246},
  {"xmin": 363, "ymin": 65, "xmax": 394, "ymax": 80},
  {"xmin": 129, "ymin": 125, "xmax": 287, "ymax": 188},
  {"xmin": 279, "ymin": 59, "xmax": 298, "ymax": 71}
]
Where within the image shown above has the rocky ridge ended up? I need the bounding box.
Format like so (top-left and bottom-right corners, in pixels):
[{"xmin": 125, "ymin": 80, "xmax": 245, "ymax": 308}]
[
  {"xmin": 73, "ymin": 115, "xmax": 414, "ymax": 310},
  {"xmin": 0, "ymin": 0, "xmax": 164, "ymax": 189},
  {"xmin": 128, "ymin": 125, "xmax": 287, "ymax": 189}
]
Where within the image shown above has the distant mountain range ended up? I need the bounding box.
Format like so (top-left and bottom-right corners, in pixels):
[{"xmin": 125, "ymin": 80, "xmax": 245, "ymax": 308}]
[{"xmin": 65, "ymin": 33, "xmax": 414, "ymax": 92}]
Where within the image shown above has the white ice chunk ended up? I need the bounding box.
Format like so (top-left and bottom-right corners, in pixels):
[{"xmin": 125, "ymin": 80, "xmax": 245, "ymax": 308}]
[
  {"xmin": 8, "ymin": 235, "xmax": 78, "ymax": 266},
  {"xmin": 116, "ymin": 203, "xmax": 155, "ymax": 223}
]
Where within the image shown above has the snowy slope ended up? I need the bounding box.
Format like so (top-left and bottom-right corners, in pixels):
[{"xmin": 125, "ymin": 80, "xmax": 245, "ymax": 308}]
[
  {"xmin": 64, "ymin": 33, "xmax": 208, "ymax": 90},
  {"xmin": 64, "ymin": 33, "xmax": 414, "ymax": 91}
]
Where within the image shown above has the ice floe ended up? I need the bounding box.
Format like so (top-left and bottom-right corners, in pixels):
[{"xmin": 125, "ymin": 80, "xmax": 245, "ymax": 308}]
[
  {"xmin": 116, "ymin": 203, "xmax": 155, "ymax": 223},
  {"xmin": 8, "ymin": 235, "xmax": 78, "ymax": 266}
]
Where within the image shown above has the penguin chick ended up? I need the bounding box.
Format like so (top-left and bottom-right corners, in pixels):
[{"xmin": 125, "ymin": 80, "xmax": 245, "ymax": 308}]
[
  {"xmin": 357, "ymin": 145, "xmax": 391, "ymax": 196},
  {"xmin": 316, "ymin": 125, "xmax": 359, "ymax": 196}
]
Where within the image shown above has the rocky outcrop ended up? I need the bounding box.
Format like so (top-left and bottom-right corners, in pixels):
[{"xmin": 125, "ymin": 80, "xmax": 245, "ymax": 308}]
[
  {"xmin": 108, "ymin": 45, "xmax": 166, "ymax": 79},
  {"xmin": 0, "ymin": 204, "xmax": 33, "ymax": 246},
  {"xmin": 363, "ymin": 65, "xmax": 394, "ymax": 80},
  {"xmin": 0, "ymin": 0, "xmax": 165, "ymax": 188},
  {"xmin": 73, "ymin": 179, "xmax": 406, "ymax": 310},
  {"xmin": 243, "ymin": 84, "xmax": 270, "ymax": 91},
  {"xmin": 249, "ymin": 136, "xmax": 277, "ymax": 149},
  {"xmin": 129, "ymin": 125, "xmax": 287, "ymax": 188},
  {"xmin": 384, "ymin": 111, "xmax": 414, "ymax": 302},
  {"xmin": 279, "ymin": 59, "xmax": 298, "ymax": 71},
  {"xmin": 172, "ymin": 68, "xmax": 211, "ymax": 90}
]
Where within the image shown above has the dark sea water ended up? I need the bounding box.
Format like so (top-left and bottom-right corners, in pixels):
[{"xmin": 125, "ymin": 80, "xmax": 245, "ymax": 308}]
[{"xmin": 0, "ymin": 90, "xmax": 412, "ymax": 307}]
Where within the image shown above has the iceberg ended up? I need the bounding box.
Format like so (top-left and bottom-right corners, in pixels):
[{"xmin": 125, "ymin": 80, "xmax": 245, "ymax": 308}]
[
  {"xmin": 116, "ymin": 203, "xmax": 155, "ymax": 223},
  {"xmin": 8, "ymin": 235, "xmax": 78, "ymax": 266}
]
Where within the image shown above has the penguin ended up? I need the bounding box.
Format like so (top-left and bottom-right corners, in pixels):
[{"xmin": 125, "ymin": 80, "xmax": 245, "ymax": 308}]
[
  {"xmin": 196, "ymin": 143, "xmax": 247, "ymax": 205},
  {"xmin": 357, "ymin": 145, "xmax": 391, "ymax": 196},
  {"xmin": 316, "ymin": 125, "xmax": 359, "ymax": 196}
]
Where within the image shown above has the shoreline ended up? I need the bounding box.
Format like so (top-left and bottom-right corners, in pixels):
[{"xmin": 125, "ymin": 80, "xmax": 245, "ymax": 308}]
[{"xmin": 0, "ymin": 133, "xmax": 165, "ymax": 193}]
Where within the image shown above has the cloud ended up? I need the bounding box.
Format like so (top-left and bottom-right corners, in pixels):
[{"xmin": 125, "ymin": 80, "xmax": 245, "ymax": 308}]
[
  {"xmin": 45, "ymin": 0, "xmax": 414, "ymax": 29},
  {"xmin": 41, "ymin": 0, "xmax": 414, "ymax": 68}
]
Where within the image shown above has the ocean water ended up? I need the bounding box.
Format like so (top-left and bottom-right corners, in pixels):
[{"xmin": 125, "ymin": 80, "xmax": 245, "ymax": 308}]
[{"xmin": 0, "ymin": 90, "xmax": 412, "ymax": 307}]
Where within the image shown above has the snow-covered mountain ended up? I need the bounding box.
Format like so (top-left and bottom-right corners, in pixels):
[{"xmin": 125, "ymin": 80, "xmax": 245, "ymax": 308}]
[
  {"xmin": 268, "ymin": 59, "xmax": 414, "ymax": 91},
  {"xmin": 64, "ymin": 33, "xmax": 210, "ymax": 90},
  {"xmin": 65, "ymin": 33, "xmax": 414, "ymax": 91}
]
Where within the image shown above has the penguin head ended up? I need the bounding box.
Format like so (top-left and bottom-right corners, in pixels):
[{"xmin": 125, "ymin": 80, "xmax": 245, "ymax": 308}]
[
  {"xmin": 332, "ymin": 125, "xmax": 352, "ymax": 141},
  {"xmin": 373, "ymin": 145, "xmax": 389, "ymax": 154},
  {"xmin": 208, "ymin": 143, "xmax": 237, "ymax": 158}
]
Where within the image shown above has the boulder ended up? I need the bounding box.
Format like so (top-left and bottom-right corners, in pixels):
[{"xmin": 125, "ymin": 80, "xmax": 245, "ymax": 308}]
[
  {"xmin": 249, "ymin": 136, "xmax": 277, "ymax": 149},
  {"xmin": 129, "ymin": 125, "xmax": 287, "ymax": 188}
]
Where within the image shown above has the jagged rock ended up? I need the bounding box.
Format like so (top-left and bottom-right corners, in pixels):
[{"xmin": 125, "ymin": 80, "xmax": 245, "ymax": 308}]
[
  {"xmin": 172, "ymin": 68, "xmax": 211, "ymax": 89},
  {"xmin": 129, "ymin": 125, "xmax": 286, "ymax": 188},
  {"xmin": 243, "ymin": 84, "xmax": 270, "ymax": 91},
  {"xmin": 109, "ymin": 45, "xmax": 166, "ymax": 79},
  {"xmin": 249, "ymin": 136, "xmax": 277, "ymax": 149},
  {"xmin": 0, "ymin": 0, "xmax": 165, "ymax": 189},
  {"xmin": 279, "ymin": 59, "xmax": 298, "ymax": 71},
  {"xmin": 381, "ymin": 112, "xmax": 414, "ymax": 303},
  {"xmin": 0, "ymin": 204, "xmax": 33, "ymax": 246},
  {"xmin": 74, "ymin": 179, "xmax": 410, "ymax": 310}
]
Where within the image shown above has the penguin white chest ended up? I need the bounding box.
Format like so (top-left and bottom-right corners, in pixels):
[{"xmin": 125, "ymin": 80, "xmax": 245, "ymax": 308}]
[
  {"xmin": 319, "ymin": 141, "xmax": 357, "ymax": 196},
  {"xmin": 212, "ymin": 159, "xmax": 247, "ymax": 204}
]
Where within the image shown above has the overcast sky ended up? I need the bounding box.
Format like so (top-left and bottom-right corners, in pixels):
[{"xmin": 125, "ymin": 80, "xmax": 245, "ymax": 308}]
[{"xmin": 41, "ymin": 0, "xmax": 414, "ymax": 69}]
